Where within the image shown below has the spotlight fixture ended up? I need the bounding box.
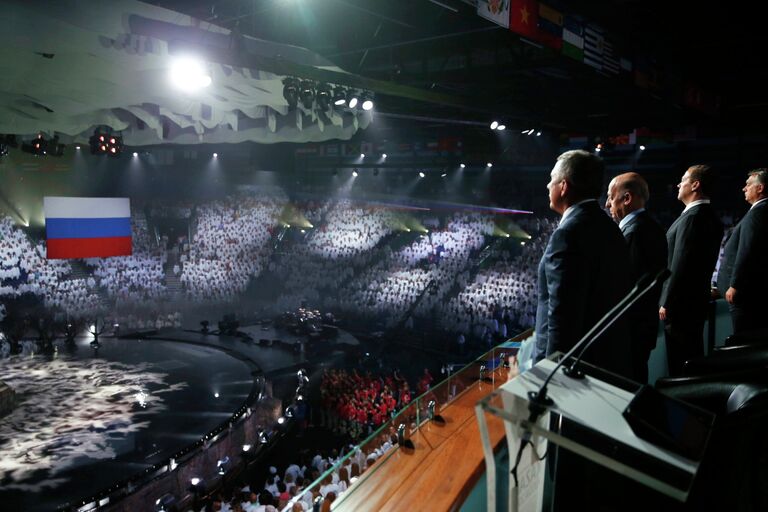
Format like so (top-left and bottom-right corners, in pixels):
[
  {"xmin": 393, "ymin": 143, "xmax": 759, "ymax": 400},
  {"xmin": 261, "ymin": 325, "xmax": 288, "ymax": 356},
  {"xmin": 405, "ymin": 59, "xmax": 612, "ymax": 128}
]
[
  {"xmin": 277, "ymin": 416, "xmax": 286, "ymax": 425},
  {"xmin": 639, "ymin": 145, "xmax": 646, "ymax": 151},
  {"xmin": 460, "ymin": 163, "xmax": 465, "ymax": 169},
  {"xmin": 486, "ymin": 162, "xmax": 493, "ymax": 167},
  {"xmin": 352, "ymin": 170, "xmax": 358, "ymax": 177},
  {"xmin": 132, "ymin": 152, "xmax": 138, "ymax": 157},
  {"xmin": 595, "ymin": 144, "xmax": 602, "ymax": 153},
  {"xmin": 283, "ymin": 78, "xmax": 299, "ymax": 109},
  {"xmin": 169, "ymin": 57, "xmax": 211, "ymax": 91},
  {"xmin": 332, "ymin": 87, "xmax": 347, "ymax": 106},
  {"xmin": 299, "ymin": 80, "xmax": 315, "ymax": 109},
  {"xmin": 22, "ymin": 134, "xmax": 47, "ymax": 156},
  {"xmin": 89, "ymin": 130, "xmax": 122, "ymax": 156},
  {"xmin": 213, "ymin": 152, "xmax": 218, "ymax": 158},
  {"xmin": 382, "ymin": 153, "xmax": 387, "ymax": 158},
  {"xmin": 242, "ymin": 444, "xmax": 252, "ymax": 452},
  {"xmin": 316, "ymin": 84, "xmax": 331, "ymax": 111},
  {"xmin": 536, "ymin": 131, "xmax": 542, "ymax": 136},
  {"xmin": 441, "ymin": 173, "xmax": 447, "ymax": 177},
  {"xmin": 496, "ymin": 124, "xmax": 506, "ymax": 131},
  {"xmin": 348, "ymin": 91, "xmax": 359, "ymax": 109},
  {"xmin": 490, "ymin": 121, "xmax": 499, "ymax": 130},
  {"xmin": 361, "ymin": 92, "xmax": 374, "ymax": 111},
  {"xmin": 419, "ymin": 172, "xmax": 425, "ymax": 178},
  {"xmin": 360, "ymin": 153, "xmax": 365, "ymax": 158}
]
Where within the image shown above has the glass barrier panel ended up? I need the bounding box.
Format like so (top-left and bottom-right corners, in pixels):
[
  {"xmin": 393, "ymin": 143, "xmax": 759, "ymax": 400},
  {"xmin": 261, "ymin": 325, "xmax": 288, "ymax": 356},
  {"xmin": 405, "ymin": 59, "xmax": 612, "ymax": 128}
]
[{"xmin": 333, "ymin": 400, "xmax": 420, "ymax": 508}]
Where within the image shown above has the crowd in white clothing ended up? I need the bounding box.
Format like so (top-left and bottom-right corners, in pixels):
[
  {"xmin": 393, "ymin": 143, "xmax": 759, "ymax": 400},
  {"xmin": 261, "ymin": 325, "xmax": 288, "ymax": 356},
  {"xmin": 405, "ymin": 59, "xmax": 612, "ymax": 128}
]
[{"xmin": 180, "ymin": 193, "xmax": 285, "ymax": 302}]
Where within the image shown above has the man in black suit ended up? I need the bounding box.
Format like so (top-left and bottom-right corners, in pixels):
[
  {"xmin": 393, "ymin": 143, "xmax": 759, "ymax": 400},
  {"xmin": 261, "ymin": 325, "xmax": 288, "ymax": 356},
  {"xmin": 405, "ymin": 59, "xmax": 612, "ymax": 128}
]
[
  {"xmin": 534, "ymin": 150, "xmax": 633, "ymax": 378},
  {"xmin": 716, "ymin": 168, "xmax": 768, "ymax": 334},
  {"xmin": 660, "ymin": 165, "xmax": 724, "ymax": 375},
  {"xmin": 606, "ymin": 172, "xmax": 668, "ymax": 383}
]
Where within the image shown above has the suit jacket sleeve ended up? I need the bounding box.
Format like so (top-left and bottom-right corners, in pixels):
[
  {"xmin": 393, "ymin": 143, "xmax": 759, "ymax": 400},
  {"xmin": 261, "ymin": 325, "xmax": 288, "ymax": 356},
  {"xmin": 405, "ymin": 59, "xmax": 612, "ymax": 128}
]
[
  {"xmin": 661, "ymin": 212, "xmax": 713, "ymax": 309},
  {"xmin": 731, "ymin": 209, "xmax": 763, "ymax": 292},
  {"xmin": 544, "ymin": 227, "xmax": 589, "ymax": 356}
]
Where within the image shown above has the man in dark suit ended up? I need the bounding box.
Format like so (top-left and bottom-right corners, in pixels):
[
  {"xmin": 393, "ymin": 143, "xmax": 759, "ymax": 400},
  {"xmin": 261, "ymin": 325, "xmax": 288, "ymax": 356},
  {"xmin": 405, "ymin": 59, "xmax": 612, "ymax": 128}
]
[
  {"xmin": 716, "ymin": 168, "xmax": 768, "ymax": 334},
  {"xmin": 660, "ymin": 165, "xmax": 724, "ymax": 375},
  {"xmin": 534, "ymin": 150, "xmax": 633, "ymax": 378},
  {"xmin": 605, "ymin": 172, "xmax": 668, "ymax": 383}
]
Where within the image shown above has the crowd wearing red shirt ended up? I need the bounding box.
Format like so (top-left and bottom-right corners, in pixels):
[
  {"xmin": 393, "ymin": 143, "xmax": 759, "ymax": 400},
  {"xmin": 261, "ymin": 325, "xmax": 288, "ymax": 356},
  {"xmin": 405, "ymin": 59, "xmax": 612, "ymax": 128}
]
[{"xmin": 319, "ymin": 368, "xmax": 416, "ymax": 439}]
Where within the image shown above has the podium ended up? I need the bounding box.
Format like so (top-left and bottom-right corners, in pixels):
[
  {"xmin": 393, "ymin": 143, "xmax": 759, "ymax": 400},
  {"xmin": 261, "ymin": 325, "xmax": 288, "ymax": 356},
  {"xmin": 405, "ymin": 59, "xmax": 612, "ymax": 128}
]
[{"xmin": 475, "ymin": 357, "xmax": 704, "ymax": 512}]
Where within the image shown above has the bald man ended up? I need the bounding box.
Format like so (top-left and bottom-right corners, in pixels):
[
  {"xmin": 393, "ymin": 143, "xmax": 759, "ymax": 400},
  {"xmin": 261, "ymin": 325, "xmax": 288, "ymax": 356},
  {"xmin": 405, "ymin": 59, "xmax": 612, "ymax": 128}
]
[{"xmin": 606, "ymin": 173, "xmax": 668, "ymax": 383}]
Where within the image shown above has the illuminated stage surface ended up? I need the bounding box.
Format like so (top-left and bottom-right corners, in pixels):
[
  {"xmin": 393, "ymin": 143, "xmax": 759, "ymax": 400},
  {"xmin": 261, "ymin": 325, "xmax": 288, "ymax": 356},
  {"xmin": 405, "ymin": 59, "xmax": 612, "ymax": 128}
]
[{"xmin": 0, "ymin": 336, "xmax": 257, "ymax": 512}]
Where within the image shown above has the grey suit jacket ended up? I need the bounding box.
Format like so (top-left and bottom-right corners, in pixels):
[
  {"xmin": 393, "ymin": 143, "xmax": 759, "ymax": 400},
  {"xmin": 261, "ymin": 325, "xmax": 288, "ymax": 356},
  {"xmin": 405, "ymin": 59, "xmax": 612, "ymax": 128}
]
[
  {"xmin": 717, "ymin": 200, "xmax": 768, "ymax": 302},
  {"xmin": 534, "ymin": 201, "xmax": 633, "ymax": 378},
  {"xmin": 660, "ymin": 203, "xmax": 723, "ymax": 318}
]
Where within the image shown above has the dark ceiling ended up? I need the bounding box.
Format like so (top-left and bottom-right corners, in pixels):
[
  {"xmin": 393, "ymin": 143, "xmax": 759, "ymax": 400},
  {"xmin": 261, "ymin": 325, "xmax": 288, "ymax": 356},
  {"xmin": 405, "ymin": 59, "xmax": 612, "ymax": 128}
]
[{"xmin": 144, "ymin": 0, "xmax": 768, "ymax": 138}]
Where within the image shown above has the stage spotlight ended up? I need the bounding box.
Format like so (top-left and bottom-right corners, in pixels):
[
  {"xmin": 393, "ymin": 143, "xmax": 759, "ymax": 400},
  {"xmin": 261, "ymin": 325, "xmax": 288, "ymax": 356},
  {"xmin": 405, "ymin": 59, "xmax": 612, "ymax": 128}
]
[
  {"xmin": 361, "ymin": 92, "xmax": 374, "ymax": 111},
  {"xmin": 460, "ymin": 163, "xmax": 465, "ymax": 168},
  {"xmin": 441, "ymin": 173, "xmax": 447, "ymax": 177},
  {"xmin": 299, "ymin": 80, "xmax": 315, "ymax": 109},
  {"xmin": 639, "ymin": 145, "xmax": 646, "ymax": 150},
  {"xmin": 348, "ymin": 91, "xmax": 359, "ymax": 109},
  {"xmin": 486, "ymin": 162, "xmax": 493, "ymax": 167},
  {"xmin": 490, "ymin": 121, "xmax": 498, "ymax": 130},
  {"xmin": 213, "ymin": 152, "xmax": 218, "ymax": 158},
  {"xmin": 536, "ymin": 131, "xmax": 542, "ymax": 136},
  {"xmin": 496, "ymin": 124, "xmax": 506, "ymax": 131},
  {"xmin": 277, "ymin": 416, "xmax": 286, "ymax": 425},
  {"xmin": 89, "ymin": 130, "xmax": 122, "ymax": 156},
  {"xmin": 259, "ymin": 429, "xmax": 269, "ymax": 444},
  {"xmin": 360, "ymin": 153, "xmax": 365, "ymax": 158},
  {"xmin": 419, "ymin": 172, "xmax": 425, "ymax": 178},
  {"xmin": 316, "ymin": 84, "xmax": 331, "ymax": 111},
  {"xmin": 333, "ymin": 87, "xmax": 347, "ymax": 106},
  {"xmin": 595, "ymin": 144, "xmax": 602, "ymax": 153},
  {"xmin": 352, "ymin": 170, "xmax": 358, "ymax": 177},
  {"xmin": 382, "ymin": 153, "xmax": 387, "ymax": 158},
  {"xmin": 242, "ymin": 444, "xmax": 252, "ymax": 453},
  {"xmin": 132, "ymin": 152, "xmax": 138, "ymax": 157},
  {"xmin": 22, "ymin": 134, "xmax": 47, "ymax": 156},
  {"xmin": 169, "ymin": 57, "xmax": 212, "ymax": 91},
  {"xmin": 283, "ymin": 78, "xmax": 299, "ymax": 109}
]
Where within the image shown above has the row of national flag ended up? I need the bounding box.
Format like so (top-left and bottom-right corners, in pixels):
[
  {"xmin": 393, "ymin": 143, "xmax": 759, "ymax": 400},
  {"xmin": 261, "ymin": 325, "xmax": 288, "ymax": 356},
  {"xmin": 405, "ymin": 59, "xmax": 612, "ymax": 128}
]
[{"xmin": 477, "ymin": 0, "xmax": 650, "ymax": 86}]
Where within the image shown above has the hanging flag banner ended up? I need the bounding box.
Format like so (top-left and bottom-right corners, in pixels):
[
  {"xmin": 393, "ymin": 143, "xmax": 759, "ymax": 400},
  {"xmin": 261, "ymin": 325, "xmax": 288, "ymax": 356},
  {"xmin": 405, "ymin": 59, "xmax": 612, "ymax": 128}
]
[
  {"xmin": 583, "ymin": 23, "xmax": 605, "ymax": 70},
  {"xmin": 44, "ymin": 197, "xmax": 132, "ymax": 259},
  {"xmin": 477, "ymin": 0, "xmax": 511, "ymax": 28},
  {"xmin": 561, "ymin": 15, "xmax": 584, "ymax": 61}
]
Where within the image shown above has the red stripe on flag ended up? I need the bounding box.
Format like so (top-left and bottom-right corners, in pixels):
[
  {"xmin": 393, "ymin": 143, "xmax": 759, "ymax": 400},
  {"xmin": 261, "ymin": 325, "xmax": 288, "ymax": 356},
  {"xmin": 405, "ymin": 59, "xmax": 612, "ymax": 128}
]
[{"xmin": 47, "ymin": 237, "xmax": 132, "ymax": 259}]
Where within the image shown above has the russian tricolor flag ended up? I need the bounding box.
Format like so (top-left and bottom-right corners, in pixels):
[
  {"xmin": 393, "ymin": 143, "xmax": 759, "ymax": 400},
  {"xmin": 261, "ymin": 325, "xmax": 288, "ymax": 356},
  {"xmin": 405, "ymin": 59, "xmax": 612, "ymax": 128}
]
[{"xmin": 44, "ymin": 197, "xmax": 132, "ymax": 259}]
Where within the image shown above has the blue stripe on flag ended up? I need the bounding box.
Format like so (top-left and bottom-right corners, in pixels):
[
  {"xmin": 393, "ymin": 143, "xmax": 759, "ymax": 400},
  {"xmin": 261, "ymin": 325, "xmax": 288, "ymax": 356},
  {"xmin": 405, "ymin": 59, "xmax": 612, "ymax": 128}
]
[{"xmin": 46, "ymin": 217, "xmax": 132, "ymax": 240}]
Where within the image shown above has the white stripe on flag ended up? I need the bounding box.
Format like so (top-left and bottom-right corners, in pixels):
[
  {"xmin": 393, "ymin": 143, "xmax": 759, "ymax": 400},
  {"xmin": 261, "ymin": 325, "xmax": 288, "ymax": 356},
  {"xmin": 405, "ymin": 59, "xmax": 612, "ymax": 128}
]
[
  {"xmin": 44, "ymin": 197, "xmax": 131, "ymax": 219},
  {"xmin": 584, "ymin": 25, "xmax": 604, "ymax": 70},
  {"xmin": 562, "ymin": 29, "xmax": 584, "ymax": 49}
]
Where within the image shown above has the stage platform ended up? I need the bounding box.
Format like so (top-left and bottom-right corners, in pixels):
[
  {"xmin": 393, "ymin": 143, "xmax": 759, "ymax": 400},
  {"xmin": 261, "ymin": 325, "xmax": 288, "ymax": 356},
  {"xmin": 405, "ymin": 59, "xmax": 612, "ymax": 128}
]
[{"xmin": 0, "ymin": 322, "xmax": 362, "ymax": 511}]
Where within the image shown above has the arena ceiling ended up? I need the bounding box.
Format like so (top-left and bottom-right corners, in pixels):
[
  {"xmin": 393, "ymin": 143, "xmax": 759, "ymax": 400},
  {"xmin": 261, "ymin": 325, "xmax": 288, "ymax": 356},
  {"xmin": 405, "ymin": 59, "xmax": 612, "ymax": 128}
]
[
  {"xmin": 0, "ymin": 0, "xmax": 764, "ymax": 147},
  {"xmin": 144, "ymin": 0, "xmax": 768, "ymax": 137}
]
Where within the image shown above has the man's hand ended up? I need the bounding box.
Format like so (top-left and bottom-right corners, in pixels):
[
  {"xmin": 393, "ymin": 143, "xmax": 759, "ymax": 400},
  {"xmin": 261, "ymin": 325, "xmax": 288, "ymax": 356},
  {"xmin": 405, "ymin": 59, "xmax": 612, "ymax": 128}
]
[
  {"xmin": 725, "ymin": 287, "xmax": 738, "ymax": 305},
  {"xmin": 659, "ymin": 306, "xmax": 667, "ymax": 321}
]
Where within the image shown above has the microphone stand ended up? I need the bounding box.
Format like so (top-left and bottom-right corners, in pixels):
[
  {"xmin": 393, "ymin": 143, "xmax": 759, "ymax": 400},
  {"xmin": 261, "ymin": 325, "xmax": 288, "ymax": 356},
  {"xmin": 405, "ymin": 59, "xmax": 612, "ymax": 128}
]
[
  {"xmin": 527, "ymin": 268, "xmax": 670, "ymax": 419},
  {"xmin": 509, "ymin": 269, "xmax": 670, "ymax": 489}
]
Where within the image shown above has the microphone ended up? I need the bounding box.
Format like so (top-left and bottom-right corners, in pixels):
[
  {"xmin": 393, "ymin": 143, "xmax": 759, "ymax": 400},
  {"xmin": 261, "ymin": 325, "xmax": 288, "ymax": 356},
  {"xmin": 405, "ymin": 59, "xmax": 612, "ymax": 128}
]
[
  {"xmin": 527, "ymin": 268, "xmax": 671, "ymax": 419},
  {"xmin": 562, "ymin": 268, "xmax": 671, "ymax": 379}
]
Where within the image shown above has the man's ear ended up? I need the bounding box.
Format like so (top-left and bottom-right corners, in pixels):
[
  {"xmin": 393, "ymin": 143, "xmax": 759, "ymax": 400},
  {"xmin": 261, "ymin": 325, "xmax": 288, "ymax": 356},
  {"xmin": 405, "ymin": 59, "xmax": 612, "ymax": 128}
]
[
  {"xmin": 559, "ymin": 179, "xmax": 570, "ymax": 198},
  {"xmin": 690, "ymin": 179, "xmax": 701, "ymax": 193},
  {"xmin": 622, "ymin": 191, "xmax": 632, "ymax": 206}
]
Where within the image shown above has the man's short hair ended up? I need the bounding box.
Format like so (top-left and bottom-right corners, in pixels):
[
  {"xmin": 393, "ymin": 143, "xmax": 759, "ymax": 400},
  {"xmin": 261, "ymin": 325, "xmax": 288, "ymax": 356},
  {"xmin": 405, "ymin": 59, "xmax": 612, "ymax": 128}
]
[
  {"xmin": 615, "ymin": 172, "xmax": 650, "ymax": 203},
  {"xmin": 555, "ymin": 150, "xmax": 605, "ymax": 200},
  {"xmin": 687, "ymin": 164, "xmax": 716, "ymax": 196},
  {"xmin": 748, "ymin": 168, "xmax": 768, "ymax": 186}
]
